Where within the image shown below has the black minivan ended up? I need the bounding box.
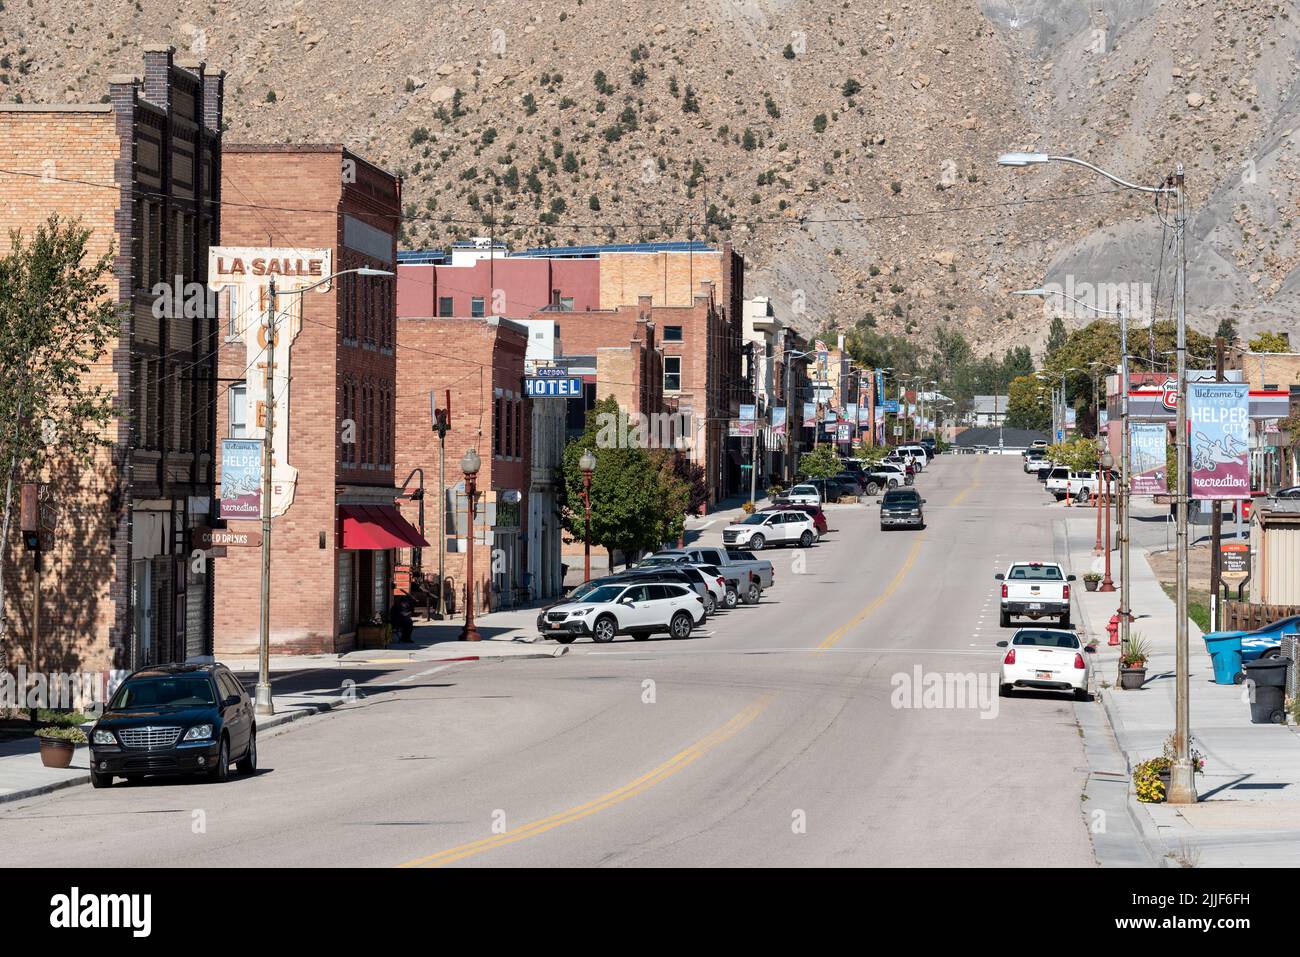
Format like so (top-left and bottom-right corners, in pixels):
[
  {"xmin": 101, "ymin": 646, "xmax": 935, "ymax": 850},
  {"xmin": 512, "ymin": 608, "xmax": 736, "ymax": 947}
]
[{"xmin": 89, "ymin": 663, "xmax": 256, "ymax": 788}]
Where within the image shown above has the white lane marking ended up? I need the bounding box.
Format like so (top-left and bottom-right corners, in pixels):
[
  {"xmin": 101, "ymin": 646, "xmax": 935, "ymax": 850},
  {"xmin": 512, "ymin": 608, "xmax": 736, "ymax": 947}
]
[{"xmin": 395, "ymin": 663, "xmax": 460, "ymax": 684}]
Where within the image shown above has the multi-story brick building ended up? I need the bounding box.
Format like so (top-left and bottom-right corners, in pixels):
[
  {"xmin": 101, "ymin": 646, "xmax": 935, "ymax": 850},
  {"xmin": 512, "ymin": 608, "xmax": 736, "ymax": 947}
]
[
  {"xmin": 395, "ymin": 316, "xmax": 530, "ymax": 615},
  {"xmin": 396, "ymin": 240, "xmax": 747, "ymax": 505},
  {"xmin": 211, "ymin": 144, "xmax": 411, "ymax": 655},
  {"xmin": 0, "ymin": 47, "xmax": 224, "ymax": 675}
]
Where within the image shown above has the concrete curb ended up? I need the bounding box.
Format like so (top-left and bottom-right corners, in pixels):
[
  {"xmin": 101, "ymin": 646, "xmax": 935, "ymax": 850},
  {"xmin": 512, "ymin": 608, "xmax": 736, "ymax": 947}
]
[
  {"xmin": 1056, "ymin": 516, "xmax": 1170, "ymax": 868},
  {"xmin": 0, "ymin": 772, "xmax": 91, "ymax": 806}
]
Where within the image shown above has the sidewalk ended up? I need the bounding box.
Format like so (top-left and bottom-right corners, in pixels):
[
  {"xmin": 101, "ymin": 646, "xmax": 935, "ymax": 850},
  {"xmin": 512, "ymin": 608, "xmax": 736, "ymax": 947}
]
[
  {"xmin": 0, "ymin": 606, "xmax": 566, "ymax": 806},
  {"xmin": 1058, "ymin": 511, "xmax": 1300, "ymax": 867}
]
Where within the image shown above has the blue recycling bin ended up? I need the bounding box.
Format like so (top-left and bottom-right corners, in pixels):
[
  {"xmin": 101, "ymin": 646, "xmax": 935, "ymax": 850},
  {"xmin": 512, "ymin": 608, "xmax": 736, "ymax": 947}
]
[{"xmin": 1203, "ymin": 632, "xmax": 1245, "ymax": 685}]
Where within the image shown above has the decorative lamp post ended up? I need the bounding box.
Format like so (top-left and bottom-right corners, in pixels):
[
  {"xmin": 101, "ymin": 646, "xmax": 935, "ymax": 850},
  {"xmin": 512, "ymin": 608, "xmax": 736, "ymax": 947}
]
[
  {"xmin": 579, "ymin": 449, "xmax": 596, "ymax": 583},
  {"xmin": 1099, "ymin": 446, "xmax": 1116, "ymax": 592},
  {"xmin": 459, "ymin": 447, "xmax": 482, "ymax": 642}
]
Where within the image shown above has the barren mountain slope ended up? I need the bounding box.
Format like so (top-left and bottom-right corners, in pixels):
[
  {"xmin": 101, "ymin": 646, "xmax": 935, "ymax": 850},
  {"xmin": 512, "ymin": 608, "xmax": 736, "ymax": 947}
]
[{"xmin": 2, "ymin": 0, "xmax": 1298, "ymax": 354}]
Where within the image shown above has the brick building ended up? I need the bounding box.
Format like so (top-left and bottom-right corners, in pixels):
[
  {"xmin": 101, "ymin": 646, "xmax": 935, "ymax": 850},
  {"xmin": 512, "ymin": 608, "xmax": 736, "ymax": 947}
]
[
  {"xmin": 396, "ymin": 241, "xmax": 747, "ymax": 504},
  {"xmin": 211, "ymin": 144, "xmax": 412, "ymax": 656},
  {"xmin": 0, "ymin": 47, "xmax": 224, "ymax": 675},
  {"xmin": 395, "ymin": 316, "xmax": 530, "ymax": 615}
]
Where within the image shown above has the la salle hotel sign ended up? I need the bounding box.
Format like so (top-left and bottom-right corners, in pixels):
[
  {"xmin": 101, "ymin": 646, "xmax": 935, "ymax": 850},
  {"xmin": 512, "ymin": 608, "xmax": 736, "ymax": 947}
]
[{"xmin": 209, "ymin": 247, "xmax": 332, "ymax": 518}]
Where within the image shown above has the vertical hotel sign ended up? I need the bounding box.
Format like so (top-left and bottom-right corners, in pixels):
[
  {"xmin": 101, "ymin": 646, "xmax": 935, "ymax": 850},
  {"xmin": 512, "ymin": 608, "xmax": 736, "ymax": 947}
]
[
  {"xmin": 1188, "ymin": 382, "xmax": 1250, "ymax": 500},
  {"xmin": 209, "ymin": 248, "xmax": 332, "ymax": 518}
]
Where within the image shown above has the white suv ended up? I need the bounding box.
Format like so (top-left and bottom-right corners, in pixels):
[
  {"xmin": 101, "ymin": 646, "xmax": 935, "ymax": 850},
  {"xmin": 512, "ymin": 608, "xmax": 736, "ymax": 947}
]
[
  {"xmin": 785, "ymin": 484, "xmax": 822, "ymax": 507},
  {"xmin": 540, "ymin": 581, "xmax": 705, "ymax": 644},
  {"xmin": 723, "ymin": 510, "xmax": 818, "ymax": 550}
]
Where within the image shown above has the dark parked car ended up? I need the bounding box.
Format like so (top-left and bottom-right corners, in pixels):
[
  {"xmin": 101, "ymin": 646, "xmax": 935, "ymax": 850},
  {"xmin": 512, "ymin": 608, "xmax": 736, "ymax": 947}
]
[
  {"xmin": 879, "ymin": 488, "xmax": 925, "ymax": 530},
  {"xmin": 89, "ymin": 663, "xmax": 256, "ymax": 788},
  {"xmin": 1277, "ymin": 485, "xmax": 1300, "ymax": 500}
]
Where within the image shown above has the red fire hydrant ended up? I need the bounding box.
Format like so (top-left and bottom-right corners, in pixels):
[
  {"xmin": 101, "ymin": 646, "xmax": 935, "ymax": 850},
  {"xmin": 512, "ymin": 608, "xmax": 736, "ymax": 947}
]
[{"xmin": 1107, "ymin": 613, "xmax": 1120, "ymax": 646}]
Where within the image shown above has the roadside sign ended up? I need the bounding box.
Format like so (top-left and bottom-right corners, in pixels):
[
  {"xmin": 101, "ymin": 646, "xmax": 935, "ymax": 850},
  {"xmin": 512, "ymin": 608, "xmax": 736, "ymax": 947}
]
[
  {"xmin": 893, "ymin": 426, "xmax": 903, "ymax": 437},
  {"xmin": 193, "ymin": 526, "xmax": 262, "ymax": 548},
  {"xmin": 524, "ymin": 376, "xmax": 583, "ymax": 398},
  {"xmin": 1220, "ymin": 542, "xmax": 1249, "ymax": 582}
]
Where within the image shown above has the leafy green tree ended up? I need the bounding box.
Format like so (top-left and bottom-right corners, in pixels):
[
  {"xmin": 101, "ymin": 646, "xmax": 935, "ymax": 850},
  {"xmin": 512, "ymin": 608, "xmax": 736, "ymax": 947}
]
[
  {"xmin": 559, "ymin": 398, "xmax": 682, "ymax": 566},
  {"xmin": 0, "ymin": 216, "xmax": 120, "ymax": 640},
  {"xmin": 1005, "ymin": 374, "xmax": 1051, "ymax": 431},
  {"xmin": 798, "ymin": 445, "xmax": 841, "ymax": 480},
  {"xmin": 1248, "ymin": 331, "xmax": 1290, "ymax": 353},
  {"xmin": 1046, "ymin": 315, "xmax": 1068, "ymax": 357},
  {"xmin": 1215, "ymin": 317, "xmax": 1238, "ymax": 345},
  {"xmin": 1046, "ymin": 437, "xmax": 1098, "ymax": 471}
]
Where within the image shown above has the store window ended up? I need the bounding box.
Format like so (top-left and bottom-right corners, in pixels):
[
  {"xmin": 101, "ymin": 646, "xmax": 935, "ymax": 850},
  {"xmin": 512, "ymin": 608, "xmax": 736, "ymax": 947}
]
[{"xmin": 337, "ymin": 551, "xmax": 354, "ymax": 632}]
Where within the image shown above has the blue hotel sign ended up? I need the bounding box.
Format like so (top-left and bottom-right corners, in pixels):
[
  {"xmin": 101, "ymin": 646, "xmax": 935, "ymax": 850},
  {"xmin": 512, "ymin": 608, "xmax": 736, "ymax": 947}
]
[{"xmin": 525, "ymin": 375, "xmax": 584, "ymax": 398}]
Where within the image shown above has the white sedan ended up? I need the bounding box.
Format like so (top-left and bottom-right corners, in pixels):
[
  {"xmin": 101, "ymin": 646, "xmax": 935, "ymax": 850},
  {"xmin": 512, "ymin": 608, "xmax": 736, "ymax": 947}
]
[{"xmin": 997, "ymin": 628, "xmax": 1092, "ymax": 700}]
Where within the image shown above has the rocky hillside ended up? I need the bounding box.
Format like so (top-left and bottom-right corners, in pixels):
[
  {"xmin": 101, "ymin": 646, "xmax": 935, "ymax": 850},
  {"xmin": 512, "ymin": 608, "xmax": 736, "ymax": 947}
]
[{"xmin": 2, "ymin": 0, "xmax": 1298, "ymax": 355}]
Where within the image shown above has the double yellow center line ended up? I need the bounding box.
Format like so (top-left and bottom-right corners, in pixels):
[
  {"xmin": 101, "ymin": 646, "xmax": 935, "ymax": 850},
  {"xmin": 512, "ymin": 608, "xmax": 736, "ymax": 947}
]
[{"xmin": 400, "ymin": 694, "xmax": 773, "ymax": 867}]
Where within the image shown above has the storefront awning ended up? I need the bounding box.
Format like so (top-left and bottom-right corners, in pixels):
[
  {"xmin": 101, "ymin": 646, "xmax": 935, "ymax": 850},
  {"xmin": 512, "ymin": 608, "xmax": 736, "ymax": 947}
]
[{"xmin": 339, "ymin": 504, "xmax": 429, "ymax": 550}]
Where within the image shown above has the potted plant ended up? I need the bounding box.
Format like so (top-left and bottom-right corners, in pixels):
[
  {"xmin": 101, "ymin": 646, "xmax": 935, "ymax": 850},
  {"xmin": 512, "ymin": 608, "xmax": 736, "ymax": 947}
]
[
  {"xmin": 35, "ymin": 726, "xmax": 87, "ymax": 769},
  {"xmin": 741, "ymin": 500, "xmax": 756, "ymax": 515},
  {"xmin": 1083, "ymin": 571, "xmax": 1101, "ymax": 592},
  {"xmin": 1135, "ymin": 739, "xmax": 1206, "ymax": 802},
  {"xmin": 1119, "ymin": 633, "xmax": 1150, "ymax": 690}
]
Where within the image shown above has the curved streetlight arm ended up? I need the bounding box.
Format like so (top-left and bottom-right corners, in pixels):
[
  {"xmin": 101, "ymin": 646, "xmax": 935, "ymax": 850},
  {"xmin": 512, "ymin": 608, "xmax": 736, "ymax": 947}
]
[
  {"xmin": 1011, "ymin": 288, "xmax": 1123, "ymax": 318},
  {"xmin": 997, "ymin": 152, "xmax": 1175, "ymax": 194},
  {"xmin": 274, "ymin": 266, "xmax": 394, "ymax": 297}
]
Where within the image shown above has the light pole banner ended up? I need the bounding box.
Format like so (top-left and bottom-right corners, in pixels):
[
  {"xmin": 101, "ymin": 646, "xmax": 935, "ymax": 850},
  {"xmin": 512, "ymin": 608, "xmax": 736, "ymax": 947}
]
[
  {"xmin": 771, "ymin": 406, "xmax": 787, "ymax": 436},
  {"xmin": 219, "ymin": 439, "xmax": 263, "ymax": 519},
  {"xmin": 1129, "ymin": 423, "xmax": 1168, "ymax": 496},
  {"xmin": 845, "ymin": 403, "xmax": 858, "ymax": 426},
  {"xmin": 1189, "ymin": 382, "xmax": 1250, "ymax": 500},
  {"xmin": 802, "ymin": 401, "xmax": 817, "ymax": 428}
]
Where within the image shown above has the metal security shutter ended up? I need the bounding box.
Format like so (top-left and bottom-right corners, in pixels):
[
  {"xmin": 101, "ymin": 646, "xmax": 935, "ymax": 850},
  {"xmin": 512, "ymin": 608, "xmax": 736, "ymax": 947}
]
[{"xmin": 185, "ymin": 559, "xmax": 209, "ymax": 660}]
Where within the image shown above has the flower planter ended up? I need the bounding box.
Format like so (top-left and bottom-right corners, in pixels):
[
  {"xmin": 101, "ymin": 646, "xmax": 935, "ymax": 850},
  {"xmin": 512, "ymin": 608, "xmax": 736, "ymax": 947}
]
[
  {"xmin": 38, "ymin": 737, "xmax": 76, "ymax": 769},
  {"xmin": 1119, "ymin": 666, "xmax": 1147, "ymax": 690},
  {"xmin": 356, "ymin": 624, "xmax": 390, "ymax": 650},
  {"xmin": 1084, "ymin": 579, "xmax": 1099, "ymax": 592}
]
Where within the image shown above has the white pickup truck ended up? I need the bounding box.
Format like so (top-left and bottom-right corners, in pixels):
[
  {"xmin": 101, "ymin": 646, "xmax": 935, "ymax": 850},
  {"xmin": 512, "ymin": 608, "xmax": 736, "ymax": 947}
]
[
  {"xmin": 995, "ymin": 561, "xmax": 1077, "ymax": 628},
  {"xmin": 1044, "ymin": 468, "xmax": 1100, "ymax": 502}
]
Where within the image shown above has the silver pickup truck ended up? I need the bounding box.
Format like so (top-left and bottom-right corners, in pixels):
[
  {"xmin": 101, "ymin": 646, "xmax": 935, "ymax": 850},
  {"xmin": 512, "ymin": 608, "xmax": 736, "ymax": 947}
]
[{"xmin": 642, "ymin": 546, "xmax": 772, "ymax": 607}]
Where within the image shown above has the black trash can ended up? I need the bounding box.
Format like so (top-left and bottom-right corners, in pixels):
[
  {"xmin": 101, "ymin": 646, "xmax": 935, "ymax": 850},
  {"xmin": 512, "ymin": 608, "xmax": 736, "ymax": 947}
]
[{"xmin": 1243, "ymin": 657, "xmax": 1291, "ymax": 725}]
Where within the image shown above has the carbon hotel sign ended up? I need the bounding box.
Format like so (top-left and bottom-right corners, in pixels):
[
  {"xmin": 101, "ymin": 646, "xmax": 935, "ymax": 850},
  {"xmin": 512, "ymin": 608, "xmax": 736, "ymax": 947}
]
[{"xmin": 525, "ymin": 366, "xmax": 583, "ymax": 398}]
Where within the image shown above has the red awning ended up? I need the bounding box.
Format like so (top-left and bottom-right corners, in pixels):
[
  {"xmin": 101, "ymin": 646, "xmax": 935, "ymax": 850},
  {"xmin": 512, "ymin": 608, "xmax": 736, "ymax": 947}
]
[{"xmin": 339, "ymin": 504, "xmax": 429, "ymax": 550}]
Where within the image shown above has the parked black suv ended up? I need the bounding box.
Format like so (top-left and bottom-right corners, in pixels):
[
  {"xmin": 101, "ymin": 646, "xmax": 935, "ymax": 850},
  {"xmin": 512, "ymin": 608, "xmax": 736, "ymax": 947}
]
[{"xmin": 89, "ymin": 663, "xmax": 256, "ymax": 788}]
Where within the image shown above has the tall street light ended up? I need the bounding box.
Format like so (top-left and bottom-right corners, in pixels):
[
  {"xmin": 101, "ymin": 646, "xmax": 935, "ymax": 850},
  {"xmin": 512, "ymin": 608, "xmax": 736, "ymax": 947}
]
[
  {"xmin": 780, "ymin": 349, "xmax": 814, "ymax": 483},
  {"xmin": 579, "ymin": 449, "xmax": 596, "ymax": 582},
  {"xmin": 999, "ymin": 150, "xmax": 1193, "ymax": 804},
  {"xmin": 255, "ymin": 266, "xmax": 392, "ymax": 717},
  {"xmin": 459, "ymin": 447, "xmax": 482, "ymax": 642}
]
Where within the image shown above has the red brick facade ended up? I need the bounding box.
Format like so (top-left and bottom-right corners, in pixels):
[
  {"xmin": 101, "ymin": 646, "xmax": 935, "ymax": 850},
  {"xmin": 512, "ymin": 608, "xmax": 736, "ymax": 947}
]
[
  {"xmin": 213, "ymin": 145, "xmax": 401, "ymax": 655},
  {"xmin": 395, "ymin": 316, "xmax": 529, "ymax": 615}
]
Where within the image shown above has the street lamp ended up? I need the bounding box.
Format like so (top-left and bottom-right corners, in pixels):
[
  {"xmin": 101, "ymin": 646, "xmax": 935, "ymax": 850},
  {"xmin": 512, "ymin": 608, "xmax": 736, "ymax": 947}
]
[
  {"xmin": 254, "ymin": 266, "xmax": 393, "ymax": 716},
  {"xmin": 1099, "ymin": 445, "xmax": 1116, "ymax": 592},
  {"xmin": 459, "ymin": 447, "xmax": 482, "ymax": 642},
  {"xmin": 779, "ymin": 348, "xmax": 813, "ymax": 481},
  {"xmin": 579, "ymin": 449, "xmax": 596, "ymax": 582},
  {"xmin": 1000, "ymin": 150, "xmax": 1194, "ymax": 804}
]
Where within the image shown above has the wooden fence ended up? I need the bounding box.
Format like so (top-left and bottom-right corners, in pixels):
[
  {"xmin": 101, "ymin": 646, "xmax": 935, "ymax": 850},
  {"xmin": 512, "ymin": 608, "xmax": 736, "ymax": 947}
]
[{"xmin": 1223, "ymin": 600, "xmax": 1300, "ymax": 632}]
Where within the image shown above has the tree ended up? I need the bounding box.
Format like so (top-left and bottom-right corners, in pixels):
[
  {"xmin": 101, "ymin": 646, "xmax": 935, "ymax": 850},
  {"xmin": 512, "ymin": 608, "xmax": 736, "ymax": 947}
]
[
  {"xmin": 1215, "ymin": 317, "xmax": 1238, "ymax": 345},
  {"xmin": 1005, "ymin": 374, "xmax": 1051, "ymax": 431},
  {"xmin": 1248, "ymin": 330, "xmax": 1291, "ymax": 353},
  {"xmin": 1046, "ymin": 437, "xmax": 1098, "ymax": 472},
  {"xmin": 0, "ymin": 216, "xmax": 120, "ymax": 640},
  {"xmin": 798, "ymin": 445, "xmax": 841, "ymax": 480},
  {"xmin": 1046, "ymin": 315, "xmax": 1068, "ymax": 357},
  {"xmin": 559, "ymin": 398, "xmax": 682, "ymax": 566}
]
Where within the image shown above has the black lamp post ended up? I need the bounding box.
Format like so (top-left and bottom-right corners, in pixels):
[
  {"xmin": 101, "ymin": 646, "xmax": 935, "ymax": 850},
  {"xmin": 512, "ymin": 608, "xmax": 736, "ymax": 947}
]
[
  {"xmin": 579, "ymin": 449, "xmax": 596, "ymax": 582},
  {"xmin": 459, "ymin": 448, "xmax": 482, "ymax": 642}
]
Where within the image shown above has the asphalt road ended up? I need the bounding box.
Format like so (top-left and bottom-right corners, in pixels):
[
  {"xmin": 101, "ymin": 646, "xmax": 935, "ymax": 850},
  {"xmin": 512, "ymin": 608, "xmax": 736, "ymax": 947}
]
[{"xmin": 0, "ymin": 454, "xmax": 1098, "ymax": 867}]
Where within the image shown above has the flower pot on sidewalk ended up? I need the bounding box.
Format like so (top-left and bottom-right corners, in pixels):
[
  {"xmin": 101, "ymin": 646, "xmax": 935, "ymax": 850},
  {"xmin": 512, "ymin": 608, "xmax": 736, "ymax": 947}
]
[
  {"xmin": 1119, "ymin": 666, "xmax": 1147, "ymax": 690},
  {"xmin": 35, "ymin": 726, "xmax": 87, "ymax": 768},
  {"xmin": 1084, "ymin": 579, "xmax": 1098, "ymax": 592}
]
